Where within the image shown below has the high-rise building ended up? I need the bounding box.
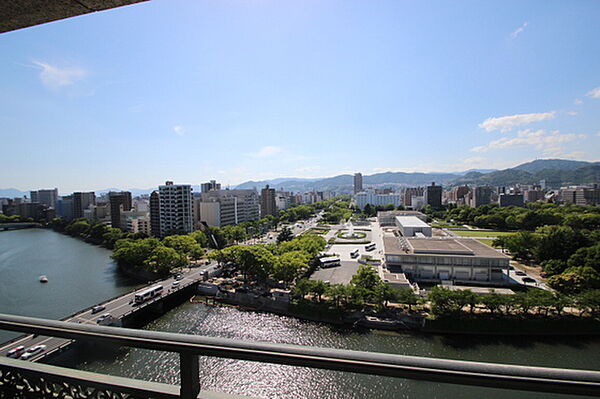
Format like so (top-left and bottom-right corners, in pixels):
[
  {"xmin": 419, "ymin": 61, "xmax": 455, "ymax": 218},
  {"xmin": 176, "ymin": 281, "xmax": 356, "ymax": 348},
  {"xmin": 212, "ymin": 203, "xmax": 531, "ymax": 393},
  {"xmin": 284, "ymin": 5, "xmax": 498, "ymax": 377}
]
[
  {"xmin": 561, "ymin": 185, "xmax": 600, "ymax": 206},
  {"xmin": 158, "ymin": 181, "xmax": 193, "ymax": 237},
  {"xmin": 469, "ymin": 186, "xmax": 493, "ymax": 208},
  {"xmin": 150, "ymin": 190, "xmax": 161, "ymax": 237},
  {"xmin": 109, "ymin": 191, "xmax": 133, "ymax": 230},
  {"xmin": 56, "ymin": 195, "xmax": 74, "ymax": 220},
  {"xmin": 354, "ymin": 173, "xmax": 363, "ymax": 194},
  {"xmin": 73, "ymin": 192, "xmax": 96, "ymax": 219},
  {"xmin": 260, "ymin": 185, "xmax": 277, "ymax": 217},
  {"xmin": 201, "ymin": 180, "xmax": 222, "ymax": 193},
  {"xmin": 424, "ymin": 182, "xmax": 442, "ymax": 210},
  {"xmin": 30, "ymin": 188, "xmax": 58, "ymax": 209}
]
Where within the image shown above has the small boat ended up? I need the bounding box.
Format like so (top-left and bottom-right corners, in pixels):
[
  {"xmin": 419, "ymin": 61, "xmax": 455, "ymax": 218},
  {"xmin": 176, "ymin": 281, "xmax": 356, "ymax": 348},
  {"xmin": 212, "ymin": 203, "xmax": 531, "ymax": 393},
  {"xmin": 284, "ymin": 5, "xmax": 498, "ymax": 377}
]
[{"xmin": 39, "ymin": 275, "xmax": 48, "ymax": 283}]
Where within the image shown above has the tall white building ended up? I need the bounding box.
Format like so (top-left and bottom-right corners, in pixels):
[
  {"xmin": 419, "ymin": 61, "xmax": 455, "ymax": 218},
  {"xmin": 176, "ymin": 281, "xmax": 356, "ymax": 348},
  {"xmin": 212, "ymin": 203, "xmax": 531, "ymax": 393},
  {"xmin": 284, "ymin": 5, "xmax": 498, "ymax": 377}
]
[
  {"xmin": 194, "ymin": 189, "xmax": 259, "ymax": 228},
  {"xmin": 159, "ymin": 181, "xmax": 193, "ymax": 237}
]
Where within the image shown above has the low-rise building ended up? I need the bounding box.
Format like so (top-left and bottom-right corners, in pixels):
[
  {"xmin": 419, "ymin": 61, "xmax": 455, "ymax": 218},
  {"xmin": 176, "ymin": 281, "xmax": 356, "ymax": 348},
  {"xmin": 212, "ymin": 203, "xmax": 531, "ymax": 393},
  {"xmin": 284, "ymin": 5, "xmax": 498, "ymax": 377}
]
[
  {"xmin": 383, "ymin": 236, "xmax": 510, "ymax": 284},
  {"xmin": 395, "ymin": 216, "xmax": 432, "ymax": 237},
  {"xmin": 377, "ymin": 210, "xmax": 427, "ymax": 226}
]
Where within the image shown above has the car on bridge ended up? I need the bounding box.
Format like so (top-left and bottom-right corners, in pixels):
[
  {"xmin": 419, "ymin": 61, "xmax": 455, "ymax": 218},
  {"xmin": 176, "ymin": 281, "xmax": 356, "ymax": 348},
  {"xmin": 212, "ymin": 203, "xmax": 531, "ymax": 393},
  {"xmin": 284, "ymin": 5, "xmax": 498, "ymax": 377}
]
[
  {"xmin": 91, "ymin": 305, "xmax": 106, "ymax": 314},
  {"xmin": 20, "ymin": 345, "xmax": 46, "ymax": 360},
  {"xmin": 6, "ymin": 345, "xmax": 25, "ymax": 358}
]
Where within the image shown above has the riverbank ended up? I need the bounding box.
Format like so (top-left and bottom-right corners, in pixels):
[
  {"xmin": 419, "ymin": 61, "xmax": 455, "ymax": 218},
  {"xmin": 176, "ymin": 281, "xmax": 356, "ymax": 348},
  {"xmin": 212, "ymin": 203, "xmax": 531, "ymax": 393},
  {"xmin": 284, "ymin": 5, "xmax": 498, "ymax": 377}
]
[{"xmin": 195, "ymin": 290, "xmax": 600, "ymax": 336}]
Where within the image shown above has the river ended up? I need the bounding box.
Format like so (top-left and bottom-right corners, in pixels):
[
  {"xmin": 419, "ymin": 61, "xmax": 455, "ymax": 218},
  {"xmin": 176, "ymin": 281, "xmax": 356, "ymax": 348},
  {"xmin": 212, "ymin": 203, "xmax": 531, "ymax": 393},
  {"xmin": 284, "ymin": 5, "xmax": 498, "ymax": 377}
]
[{"xmin": 1, "ymin": 229, "xmax": 599, "ymax": 399}]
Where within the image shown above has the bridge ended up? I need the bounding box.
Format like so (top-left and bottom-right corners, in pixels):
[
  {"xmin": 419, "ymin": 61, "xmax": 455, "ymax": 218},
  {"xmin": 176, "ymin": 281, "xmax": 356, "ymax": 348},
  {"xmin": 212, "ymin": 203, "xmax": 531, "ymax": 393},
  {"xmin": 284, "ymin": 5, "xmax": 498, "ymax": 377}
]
[
  {"xmin": 0, "ymin": 262, "xmax": 218, "ymax": 362},
  {"xmin": 1, "ymin": 313, "xmax": 599, "ymax": 399}
]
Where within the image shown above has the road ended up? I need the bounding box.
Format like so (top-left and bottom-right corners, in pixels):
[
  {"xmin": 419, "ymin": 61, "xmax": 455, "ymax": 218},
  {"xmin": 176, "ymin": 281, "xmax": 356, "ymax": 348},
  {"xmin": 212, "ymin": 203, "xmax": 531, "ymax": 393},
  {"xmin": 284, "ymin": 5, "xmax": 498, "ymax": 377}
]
[{"xmin": 0, "ymin": 262, "xmax": 218, "ymax": 362}]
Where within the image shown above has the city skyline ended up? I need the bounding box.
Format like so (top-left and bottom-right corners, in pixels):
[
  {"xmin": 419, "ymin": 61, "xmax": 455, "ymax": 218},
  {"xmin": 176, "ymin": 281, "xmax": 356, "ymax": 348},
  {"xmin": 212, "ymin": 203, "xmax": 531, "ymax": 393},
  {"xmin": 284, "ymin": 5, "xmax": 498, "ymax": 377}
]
[{"xmin": 1, "ymin": 0, "xmax": 600, "ymax": 192}]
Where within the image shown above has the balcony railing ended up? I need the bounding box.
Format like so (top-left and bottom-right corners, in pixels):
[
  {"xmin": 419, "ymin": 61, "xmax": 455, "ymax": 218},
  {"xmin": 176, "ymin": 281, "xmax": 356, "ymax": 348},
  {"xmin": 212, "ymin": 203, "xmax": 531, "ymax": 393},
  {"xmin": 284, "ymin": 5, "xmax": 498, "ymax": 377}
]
[{"xmin": 1, "ymin": 313, "xmax": 599, "ymax": 399}]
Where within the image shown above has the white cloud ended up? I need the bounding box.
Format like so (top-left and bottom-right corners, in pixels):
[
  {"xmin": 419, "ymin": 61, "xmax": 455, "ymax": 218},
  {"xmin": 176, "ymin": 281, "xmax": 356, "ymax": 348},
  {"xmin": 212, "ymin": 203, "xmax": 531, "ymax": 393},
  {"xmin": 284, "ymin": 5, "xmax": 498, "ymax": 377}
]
[
  {"xmin": 32, "ymin": 60, "xmax": 86, "ymax": 89},
  {"xmin": 575, "ymin": 99, "xmax": 583, "ymax": 105},
  {"xmin": 478, "ymin": 111, "xmax": 556, "ymax": 133},
  {"xmin": 471, "ymin": 129, "xmax": 585, "ymax": 153},
  {"xmin": 248, "ymin": 146, "xmax": 283, "ymax": 158},
  {"xmin": 510, "ymin": 22, "xmax": 528, "ymax": 39},
  {"xmin": 567, "ymin": 111, "xmax": 578, "ymax": 116},
  {"xmin": 597, "ymin": 131, "xmax": 600, "ymax": 137},
  {"xmin": 587, "ymin": 87, "xmax": 600, "ymax": 98},
  {"xmin": 173, "ymin": 125, "xmax": 185, "ymax": 136}
]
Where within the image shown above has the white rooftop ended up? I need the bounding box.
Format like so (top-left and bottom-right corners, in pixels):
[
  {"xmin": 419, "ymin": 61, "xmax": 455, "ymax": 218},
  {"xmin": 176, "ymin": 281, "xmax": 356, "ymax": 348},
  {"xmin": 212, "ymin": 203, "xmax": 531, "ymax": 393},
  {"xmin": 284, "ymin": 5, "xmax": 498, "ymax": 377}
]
[{"xmin": 395, "ymin": 216, "xmax": 430, "ymax": 228}]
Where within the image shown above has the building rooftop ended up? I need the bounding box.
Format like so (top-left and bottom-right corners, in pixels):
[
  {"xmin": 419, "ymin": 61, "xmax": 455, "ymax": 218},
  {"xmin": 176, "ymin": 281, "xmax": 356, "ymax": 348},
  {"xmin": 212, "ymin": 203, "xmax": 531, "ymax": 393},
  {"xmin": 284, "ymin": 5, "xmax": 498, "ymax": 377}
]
[
  {"xmin": 383, "ymin": 237, "xmax": 509, "ymax": 259},
  {"xmin": 395, "ymin": 216, "xmax": 430, "ymax": 228},
  {"xmin": 378, "ymin": 210, "xmax": 426, "ymax": 218}
]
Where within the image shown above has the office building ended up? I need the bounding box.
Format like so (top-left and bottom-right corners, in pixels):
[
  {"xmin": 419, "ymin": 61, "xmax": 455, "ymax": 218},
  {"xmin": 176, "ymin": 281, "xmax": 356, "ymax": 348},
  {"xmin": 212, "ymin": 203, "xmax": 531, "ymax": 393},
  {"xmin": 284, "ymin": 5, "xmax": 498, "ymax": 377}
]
[
  {"xmin": 260, "ymin": 185, "xmax": 277, "ymax": 217},
  {"xmin": 73, "ymin": 192, "xmax": 96, "ymax": 219},
  {"xmin": 469, "ymin": 186, "xmax": 493, "ymax": 208},
  {"xmin": 498, "ymin": 193, "xmax": 525, "ymax": 207},
  {"xmin": 127, "ymin": 216, "xmax": 151, "ymax": 236},
  {"xmin": 561, "ymin": 185, "xmax": 600, "ymax": 206},
  {"xmin": 354, "ymin": 173, "xmax": 363, "ymax": 194},
  {"xmin": 158, "ymin": 181, "xmax": 193, "ymax": 237},
  {"xmin": 355, "ymin": 189, "xmax": 401, "ymax": 209},
  {"xmin": 109, "ymin": 191, "xmax": 133, "ymax": 230},
  {"xmin": 149, "ymin": 190, "xmax": 161, "ymax": 237},
  {"xmin": 195, "ymin": 189, "xmax": 260, "ymax": 227},
  {"xmin": 403, "ymin": 187, "xmax": 424, "ymax": 208},
  {"xmin": 30, "ymin": 188, "xmax": 58, "ymax": 209},
  {"xmin": 201, "ymin": 180, "xmax": 221, "ymax": 193},
  {"xmin": 424, "ymin": 182, "xmax": 442, "ymax": 210},
  {"xmin": 384, "ymin": 236, "xmax": 510, "ymax": 283}
]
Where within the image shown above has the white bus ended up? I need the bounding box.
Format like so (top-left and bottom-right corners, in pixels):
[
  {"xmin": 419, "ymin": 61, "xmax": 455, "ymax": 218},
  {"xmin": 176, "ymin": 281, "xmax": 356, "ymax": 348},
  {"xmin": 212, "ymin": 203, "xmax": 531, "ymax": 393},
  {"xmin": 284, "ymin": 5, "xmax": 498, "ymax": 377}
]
[
  {"xmin": 365, "ymin": 243, "xmax": 376, "ymax": 251},
  {"xmin": 320, "ymin": 256, "xmax": 341, "ymax": 268},
  {"xmin": 134, "ymin": 285, "xmax": 164, "ymax": 304},
  {"xmin": 350, "ymin": 249, "xmax": 360, "ymax": 258}
]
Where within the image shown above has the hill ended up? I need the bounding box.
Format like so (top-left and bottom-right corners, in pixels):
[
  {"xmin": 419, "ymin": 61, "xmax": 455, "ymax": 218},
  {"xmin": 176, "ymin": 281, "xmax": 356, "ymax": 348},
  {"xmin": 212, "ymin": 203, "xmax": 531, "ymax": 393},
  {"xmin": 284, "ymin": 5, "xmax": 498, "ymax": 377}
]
[{"xmin": 512, "ymin": 159, "xmax": 595, "ymax": 173}]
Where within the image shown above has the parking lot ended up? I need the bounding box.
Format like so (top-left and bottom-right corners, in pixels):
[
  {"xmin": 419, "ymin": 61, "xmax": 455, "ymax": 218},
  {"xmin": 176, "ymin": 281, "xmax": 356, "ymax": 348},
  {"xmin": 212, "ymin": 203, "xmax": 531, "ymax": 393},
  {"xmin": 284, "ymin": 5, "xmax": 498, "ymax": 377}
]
[{"xmin": 311, "ymin": 220, "xmax": 384, "ymax": 285}]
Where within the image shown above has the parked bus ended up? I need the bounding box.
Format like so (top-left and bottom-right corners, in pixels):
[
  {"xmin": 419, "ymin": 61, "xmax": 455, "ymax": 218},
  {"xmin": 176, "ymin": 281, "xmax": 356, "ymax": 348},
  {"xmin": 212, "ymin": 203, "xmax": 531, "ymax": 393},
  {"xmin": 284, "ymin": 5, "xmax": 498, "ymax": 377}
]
[
  {"xmin": 365, "ymin": 243, "xmax": 376, "ymax": 251},
  {"xmin": 134, "ymin": 285, "xmax": 164, "ymax": 304},
  {"xmin": 320, "ymin": 256, "xmax": 341, "ymax": 268},
  {"xmin": 350, "ymin": 249, "xmax": 360, "ymax": 258}
]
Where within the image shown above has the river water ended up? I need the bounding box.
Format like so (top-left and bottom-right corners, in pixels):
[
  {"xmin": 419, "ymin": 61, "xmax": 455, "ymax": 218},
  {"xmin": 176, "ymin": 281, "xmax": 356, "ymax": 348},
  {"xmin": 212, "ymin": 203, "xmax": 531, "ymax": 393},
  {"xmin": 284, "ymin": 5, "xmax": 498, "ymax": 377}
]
[{"xmin": 1, "ymin": 229, "xmax": 599, "ymax": 399}]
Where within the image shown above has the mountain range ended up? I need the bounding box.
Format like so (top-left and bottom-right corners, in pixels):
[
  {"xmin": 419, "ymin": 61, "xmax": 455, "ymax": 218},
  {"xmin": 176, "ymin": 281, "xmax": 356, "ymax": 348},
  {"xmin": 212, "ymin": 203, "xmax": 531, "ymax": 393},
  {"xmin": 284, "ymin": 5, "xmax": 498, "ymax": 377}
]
[{"xmin": 1, "ymin": 159, "xmax": 598, "ymax": 199}]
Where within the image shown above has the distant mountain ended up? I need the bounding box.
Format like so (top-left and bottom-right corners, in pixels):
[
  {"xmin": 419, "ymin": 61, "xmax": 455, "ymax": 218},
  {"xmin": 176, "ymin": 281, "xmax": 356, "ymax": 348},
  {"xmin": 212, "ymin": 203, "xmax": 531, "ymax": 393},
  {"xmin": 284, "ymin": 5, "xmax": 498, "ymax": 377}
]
[
  {"xmin": 0, "ymin": 188, "xmax": 28, "ymax": 198},
  {"xmin": 452, "ymin": 164, "xmax": 600, "ymax": 187},
  {"xmin": 453, "ymin": 168, "xmax": 498, "ymax": 176},
  {"xmin": 513, "ymin": 159, "xmax": 596, "ymax": 174},
  {"xmin": 235, "ymin": 177, "xmax": 320, "ymax": 190},
  {"xmin": 235, "ymin": 171, "xmax": 461, "ymax": 192}
]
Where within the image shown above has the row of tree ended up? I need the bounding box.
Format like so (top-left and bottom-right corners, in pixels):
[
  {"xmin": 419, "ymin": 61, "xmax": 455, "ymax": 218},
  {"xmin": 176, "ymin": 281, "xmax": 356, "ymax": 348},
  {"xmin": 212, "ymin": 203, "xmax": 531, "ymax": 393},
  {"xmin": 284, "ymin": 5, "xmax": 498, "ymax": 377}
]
[
  {"xmin": 293, "ymin": 265, "xmax": 419, "ymax": 312},
  {"xmin": 428, "ymin": 286, "xmax": 600, "ymax": 318},
  {"xmin": 434, "ymin": 203, "xmax": 600, "ymax": 231}
]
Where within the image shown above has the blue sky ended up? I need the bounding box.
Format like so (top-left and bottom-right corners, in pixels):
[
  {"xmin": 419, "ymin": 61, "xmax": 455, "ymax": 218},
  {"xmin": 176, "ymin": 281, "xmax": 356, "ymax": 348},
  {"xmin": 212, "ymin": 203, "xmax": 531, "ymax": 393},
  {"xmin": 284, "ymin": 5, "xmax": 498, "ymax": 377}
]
[{"xmin": 1, "ymin": 0, "xmax": 599, "ymax": 193}]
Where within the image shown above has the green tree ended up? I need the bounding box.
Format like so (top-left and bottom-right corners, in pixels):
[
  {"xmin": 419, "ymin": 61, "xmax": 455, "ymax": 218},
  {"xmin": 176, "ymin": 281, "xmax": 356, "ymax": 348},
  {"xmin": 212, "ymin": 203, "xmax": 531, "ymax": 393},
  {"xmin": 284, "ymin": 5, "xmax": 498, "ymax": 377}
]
[
  {"xmin": 374, "ymin": 283, "xmax": 397, "ymax": 309},
  {"xmin": 189, "ymin": 230, "xmax": 209, "ymax": 247},
  {"xmin": 144, "ymin": 245, "xmax": 187, "ymax": 275},
  {"xmin": 567, "ymin": 243, "xmax": 600, "ymax": 273},
  {"xmin": 350, "ymin": 265, "xmax": 382, "ymax": 300},
  {"xmin": 396, "ymin": 287, "xmax": 419, "ymax": 312},
  {"xmin": 547, "ymin": 267, "xmax": 600, "ymax": 294},
  {"xmin": 277, "ymin": 226, "xmax": 294, "ymax": 243},
  {"xmin": 273, "ymin": 251, "xmax": 309, "ymax": 284}
]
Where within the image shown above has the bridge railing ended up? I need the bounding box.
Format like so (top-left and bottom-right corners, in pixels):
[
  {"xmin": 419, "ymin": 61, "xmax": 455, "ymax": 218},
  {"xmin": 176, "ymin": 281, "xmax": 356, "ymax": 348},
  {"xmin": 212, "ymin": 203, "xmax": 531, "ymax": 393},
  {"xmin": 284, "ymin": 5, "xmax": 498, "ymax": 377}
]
[{"xmin": 1, "ymin": 313, "xmax": 600, "ymax": 399}]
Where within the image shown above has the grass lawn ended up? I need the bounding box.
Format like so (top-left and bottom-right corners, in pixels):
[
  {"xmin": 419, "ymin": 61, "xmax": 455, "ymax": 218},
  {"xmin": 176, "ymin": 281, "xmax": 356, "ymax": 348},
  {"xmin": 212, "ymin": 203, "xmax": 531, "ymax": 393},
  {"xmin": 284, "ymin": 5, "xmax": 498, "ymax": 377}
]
[
  {"xmin": 450, "ymin": 229, "xmax": 514, "ymax": 238},
  {"xmin": 431, "ymin": 222, "xmax": 463, "ymax": 228},
  {"xmin": 476, "ymin": 238, "xmax": 501, "ymax": 248}
]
